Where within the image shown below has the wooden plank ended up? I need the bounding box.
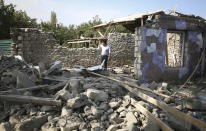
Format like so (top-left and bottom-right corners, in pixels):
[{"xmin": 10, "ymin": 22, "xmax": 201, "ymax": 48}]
[
  {"xmin": 0, "ymin": 82, "xmax": 67, "ymax": 95},
  {"xmin": 0, "ymin": 95, "xmax": 62, "ymax": 107},
  {"xmin": 124, "ymin": 84, "xmax": 206, "ymax": 131},
  {"xmin": 180, "ymin": 32, "xmax": 185, "ymax": 67},
  {"xmin": 89, "ymin": 72, "xmax": 170, "ymax": 99},
  {"xmin": 131, "ymin": 98, "xmax": 173, "ymax": 131},
  {"xmin": 98, "ymin": 31, "xmax": 104, "ymax": 37},
  {"xmin": 0, "ymin": 111, "xmax": 10, "ymax": 123},
  {"xmin": 201, "ymin": 33, "xmax": 206, "ymax": 76},
  {"xmin": 67, "ymin": 37, "xmax": 107, "ymax": 42},
  {"xmin": 48, "ymin": 81, "xmax": 67, "ymax": 91},
  {"xmin": 0, "ymin": 85, "xmax": 49, "ymax": 94},
  {"xmin": 111, "ymin": 73, "xmax": 139, "ymax": 84},
  {"xmin": 67, "ymin": 40, "xmax": 92, "ymax": 44},
  {"xmin": 165, "ymin": 37, "xmax": 169, "ymax": 66},
  {"xmin": 89, "ymin": 72, "xmax": 206, "ymax": 131},
  {"xmin": 141, "ymin": 18, "xmax": 144, "ymax": 26},
  {"xmin": 43, "ymin": 76, "xmax": 70, "ymax": 82}
]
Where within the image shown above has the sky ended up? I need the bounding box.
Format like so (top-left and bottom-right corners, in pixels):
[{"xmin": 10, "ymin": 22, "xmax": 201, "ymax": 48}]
[{"xmin": 5, "ymin": 0, "xmax": 206, "ymax": 26}]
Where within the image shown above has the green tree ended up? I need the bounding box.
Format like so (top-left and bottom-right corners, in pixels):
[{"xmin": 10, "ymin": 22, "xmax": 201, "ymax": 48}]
[
  {"xmin": 0, "ymin": 0, "xmax": 37, "ymax": 39},
  {"xmin": 115, "ymin": 25, "xmax": 131, "ymax": 33},
  {"xmin": 39, "ymin": 21, "xmax": 52, "ymax": 32},
  {"xmin": 13, "ymin": 10, "xmax": 37, "ymax": 28},
  {"xmin": 76, "ymin": 15, "xmax": 102, "ymax": 38},
  {"xmin": 55, "ymin": 23, "xmax": 77, "ymax": 45},
  {"xmin": 50, "ymin": 11, "xmax": 57, "ymax": 30},
  {"xmin": 0, "ymin": 0, "xmax": 15, "ymax": 39}
]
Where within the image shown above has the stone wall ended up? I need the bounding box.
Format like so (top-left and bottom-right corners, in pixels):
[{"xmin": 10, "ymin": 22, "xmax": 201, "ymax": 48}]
[
  {"xmin": 10, "ymin": 28, "xmax": 135, "ymax": 68},
  {"xmin": 108, "ymin": 33, "xmax": 135, "ymax": 66}
]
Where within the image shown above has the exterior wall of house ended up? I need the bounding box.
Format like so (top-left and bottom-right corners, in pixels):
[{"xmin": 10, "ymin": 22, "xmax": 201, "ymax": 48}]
[
  {"xmin": 134, "ymin": 15, "xmax": 205, "ymax": 82},
  {"xmin": 10, "ymin": 28, "xmax": 135, "ymax": 68}
]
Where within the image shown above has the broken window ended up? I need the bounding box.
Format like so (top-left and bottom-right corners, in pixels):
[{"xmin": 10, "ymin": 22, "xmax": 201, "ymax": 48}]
[{"xmin": 165, "ymin": 31, "xmax": 185, "ymax": 67}]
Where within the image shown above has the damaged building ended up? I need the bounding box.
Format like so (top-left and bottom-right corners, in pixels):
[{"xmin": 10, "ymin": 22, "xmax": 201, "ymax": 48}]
[
  {"xmin": 10, "ymin": 10, "xmax": 206, "ymax": 82},
  {"xmin": 94, "ymin": 10, "xmax": 206, "ymax": 82},
  {"xmin": 0, "ymin": 10, "xmax": 206, "ymax": 131}
]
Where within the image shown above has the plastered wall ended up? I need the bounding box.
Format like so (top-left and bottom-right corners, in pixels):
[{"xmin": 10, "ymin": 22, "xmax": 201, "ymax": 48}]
[{"xmin": 134, "ymin": 25, "xmax": 204, "ymax": 82}]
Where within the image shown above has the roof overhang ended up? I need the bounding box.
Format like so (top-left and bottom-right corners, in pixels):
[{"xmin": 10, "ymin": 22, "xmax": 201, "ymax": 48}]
[
  {"xmin": 93, "ymin": 10, "xmax": 165, "ymax": 30},
  {"xmin": 93, "ymin": 10, "xmax": 206, "ymax": 31}
]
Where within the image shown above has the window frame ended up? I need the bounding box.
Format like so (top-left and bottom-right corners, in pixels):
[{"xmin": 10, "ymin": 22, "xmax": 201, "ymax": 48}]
[{"xmin": 166, "ymin": 30, "xmax": 186, "ymax": 68}]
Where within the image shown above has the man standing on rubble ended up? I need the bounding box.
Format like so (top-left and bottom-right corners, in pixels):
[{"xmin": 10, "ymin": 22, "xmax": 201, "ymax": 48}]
[{"xmin": 98, "ymin": 38, "xmax": 111, "ymax": 70}]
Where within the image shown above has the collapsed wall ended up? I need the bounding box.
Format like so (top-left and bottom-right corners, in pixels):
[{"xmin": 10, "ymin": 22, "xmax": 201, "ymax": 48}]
[{"xmin": 10, "ymin": 28, "xmax": 135, "ymax": 68}]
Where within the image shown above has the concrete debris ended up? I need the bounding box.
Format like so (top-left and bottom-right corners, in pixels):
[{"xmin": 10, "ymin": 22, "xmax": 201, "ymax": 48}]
[
  {"xmin": 44, "ymin": 61, "xmax": 62, "ymax": 76},
  {"xmin": 0, "ymin": 56, "xmax": 206, "ymax": 131},
  {"xmin": 61, "ymin": 106, "xmax": 73, "ymax": 117},
  {"xmin": 86, "ymin": 89, "xmax": 108, "ymax": 102},
  {"xmin": 14, "ymin": 55, "xmax": 25, "ymax": 62},
  {"xmin": 161, "ymin": 82, "xmax": 168, "ymax": 89},
  {"xmin": 137, "ymin": 101, "xmax": 152, "ymax": 112},
  {"xmin": 15, "ymin": 71, "xmax": 36, "ymax": 88},
  {"xmin": 55, "ymin": 88, "xmax": 73, "ymax": 101},
  {"xmin": 149, "ymin": 81, "xmax": 158, "ymax": 89},
  {"xmin": 0, "ymin": 122, "xmax": 11, "ymax": 131},
  {"xmin": 122, "ymin": 66, "xmax": 131, "ymax": 74},
  {"xmin": 106, "ymin": 125, "xmax": 118, "ymax": 131},
  {"xmin": 66, "ymin": 94, "xmax": 88, "ymax": 109},
  {"xmin": 61, "ymin": 122, "xmax": 81, "ymax": 131},
  {"xmin": 127, "ymin": 122, "xmax": 140, "ymax": 131},
  {"xmin": 14, "ymin": 115, "xmax": 48, "ymax": 131},
  {"xmin": 141, "ymin": 120, "xmax": 160, "ymax": 131},
  {"xmin": 109, "ymin": 101, "xmax": 120, "ymax": 109},
  {"xmin": 126, "ymin": 112, "xmax": 138, "ymax": 124},
  {"xmin": 122, "ymin": 95, "xmax": 131, "ymax": 107},
  {"xmin": 0, "ymin": 56, "xmax": 32, "ymax": 91},
  {"xmin": 41, "ymin": 105, "xmax": 54, "ymax": 112}
]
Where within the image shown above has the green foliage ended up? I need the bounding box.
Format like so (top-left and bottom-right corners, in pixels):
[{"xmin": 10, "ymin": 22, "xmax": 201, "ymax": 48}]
[
  {"xmin": 0, "ymin": 0, "xmax": 37, "ymax": 39},
  {"xmin": 40, "ymin": 13, "xmax": 131, "ymax": 47},
  {"xmin": 13, "ymin": 10, "xmax": 37, "ymax": 28},
  {"xmin": 115, "ymin": 25, "xmax": 131, "ymax": 33},
  {"xmin": 76, "ymin": 15, "xmax": 102, "ymax": 38},
  {"xmin": 41, "ymin": 14, "xmax": 103, "ymax": 45},
  {"xmin": 55, "ymin": 23, "xmax": 77, "ymax": 45},
  {"xmin": 0, "ymin": 0, "xmax": 131, "ymax": 46},
  {"xmin": 39, "ymin": 21, "xmax": 53, "ymax": 32},
  {"xmin": 0, "ymin": 0, "xmax": 15, "ymax": 39},
  {"xmin": 40, "ymin": 11, "xmax": 78, "ymax": 45}
]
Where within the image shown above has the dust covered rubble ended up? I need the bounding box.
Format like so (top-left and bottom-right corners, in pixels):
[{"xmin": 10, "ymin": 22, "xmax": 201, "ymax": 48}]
[
  {"xmin": 1, "ymin": 56, "xmax": 206, "ymax": 131},
  {"xmin": 0, "ymin": 56, "xmax": 158, "ymax": 131},
  {"xmin": 0, "ymin": 77, "xmax": 156, "ymax": 131},
  {"xmin": 0, "ymin": 56, "xmax": 37, "ymax": 91}
]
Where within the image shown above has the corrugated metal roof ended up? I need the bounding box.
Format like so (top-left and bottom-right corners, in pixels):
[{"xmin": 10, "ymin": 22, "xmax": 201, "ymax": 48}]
[
  {"xmin": 0, "ymin": 39, "xmax": 12, "ymax": 55},
  {"xmin": 93, "ymin": 10, "xmax": 164, "ymax": 29}
]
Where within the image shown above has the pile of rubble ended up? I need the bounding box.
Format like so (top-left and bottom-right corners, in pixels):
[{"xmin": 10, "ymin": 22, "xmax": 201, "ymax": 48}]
[
  {"xmin": 0, "ymin": 56, "xmax": 37, "ymax": 91},
  {"xmin": 0, "ymin": 55, "xmax": 206, "ymax": 131},
  {"xmin": 0, "ymin": 56, "xmax": 154, "ymax": 131}
]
